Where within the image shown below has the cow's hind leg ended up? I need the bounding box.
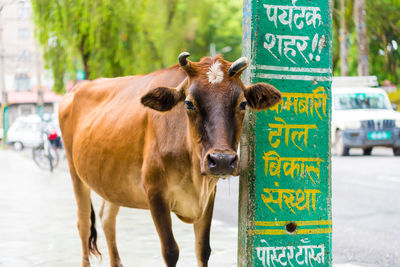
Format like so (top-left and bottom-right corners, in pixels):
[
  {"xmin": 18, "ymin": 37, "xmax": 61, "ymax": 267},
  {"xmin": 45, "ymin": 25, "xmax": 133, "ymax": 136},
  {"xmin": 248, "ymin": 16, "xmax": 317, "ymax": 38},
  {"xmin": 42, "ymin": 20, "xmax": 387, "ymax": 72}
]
[
  {"xmin": 99, "ymin": 200, "xmax": 122, "ymax": 267},
  {"xmin": 193, "ymin": 189, "xmax": 216, "ymax": 267},
  {"xmin": 68, "ymin": 165, "xmax": 100, "ymax": 267}
]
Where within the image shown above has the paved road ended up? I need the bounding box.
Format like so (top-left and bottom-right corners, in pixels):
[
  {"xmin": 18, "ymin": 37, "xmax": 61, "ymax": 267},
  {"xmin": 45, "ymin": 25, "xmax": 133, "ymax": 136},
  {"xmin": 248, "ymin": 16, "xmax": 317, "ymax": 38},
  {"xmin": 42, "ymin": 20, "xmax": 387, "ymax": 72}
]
[
  {"xmin": 214, "ymin": 147, "xmax": 400, "ymax": 266},
  {"xmin": 1, "ymin": 147, "xmax": 399, "ymax": 266},
  {"xmin": 332, "ymin": 148, "xmax": 400, "ymax": 266}
]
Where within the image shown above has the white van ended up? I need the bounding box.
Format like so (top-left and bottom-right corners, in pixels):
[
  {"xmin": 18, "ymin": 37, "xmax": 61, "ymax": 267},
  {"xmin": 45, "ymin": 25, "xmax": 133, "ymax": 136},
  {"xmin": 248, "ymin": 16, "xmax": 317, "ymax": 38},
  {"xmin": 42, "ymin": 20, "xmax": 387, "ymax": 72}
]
[
  {"xmin": 7, "ymin": 114, "xmax": 43, "ymax": 150},
  {"xmin": 332, "ymin": 76, "xmax": 400, "ymax": 156}
]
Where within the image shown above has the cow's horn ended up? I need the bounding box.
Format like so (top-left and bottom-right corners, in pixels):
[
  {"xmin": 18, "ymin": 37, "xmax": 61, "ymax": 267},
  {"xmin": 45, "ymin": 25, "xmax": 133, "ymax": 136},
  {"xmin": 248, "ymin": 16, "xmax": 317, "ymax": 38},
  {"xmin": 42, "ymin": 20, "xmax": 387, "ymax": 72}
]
[
  {"xmin": 228, "ymin": 57, "xmax": 249, "ymax": 77},
  {"xmin": 179, "ymin": 52, "xmax": 191, "ymax": 71}
]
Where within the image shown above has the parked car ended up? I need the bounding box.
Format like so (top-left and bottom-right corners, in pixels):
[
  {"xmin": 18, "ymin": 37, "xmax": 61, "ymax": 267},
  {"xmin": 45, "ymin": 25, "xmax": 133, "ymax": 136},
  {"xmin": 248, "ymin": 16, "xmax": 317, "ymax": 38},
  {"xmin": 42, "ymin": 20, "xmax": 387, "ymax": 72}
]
[
  {"xmin": 332, "ymin": 76, "xmax": 400, "ymax": 156},
  {"xmin": 7, "ymin": 114, "xmax": 43, "ymax": 150}
]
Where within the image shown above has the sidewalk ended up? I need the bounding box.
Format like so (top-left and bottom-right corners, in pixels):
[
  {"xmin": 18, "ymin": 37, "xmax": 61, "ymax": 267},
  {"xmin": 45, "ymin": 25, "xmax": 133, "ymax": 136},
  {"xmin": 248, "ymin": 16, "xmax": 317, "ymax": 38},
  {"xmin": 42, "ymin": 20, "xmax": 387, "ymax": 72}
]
[{"xmin": 0, "ymin": 149, "xmax": 237, "ymax": 267}]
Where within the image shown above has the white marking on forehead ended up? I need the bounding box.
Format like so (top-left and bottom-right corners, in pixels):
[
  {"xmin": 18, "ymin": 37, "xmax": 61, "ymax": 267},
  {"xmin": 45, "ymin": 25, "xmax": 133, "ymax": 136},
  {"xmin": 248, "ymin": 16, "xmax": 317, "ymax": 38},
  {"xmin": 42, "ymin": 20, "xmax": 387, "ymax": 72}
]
[{"xmin": 207, "ymin": 62, "xmax": 224, "ymax": 84}]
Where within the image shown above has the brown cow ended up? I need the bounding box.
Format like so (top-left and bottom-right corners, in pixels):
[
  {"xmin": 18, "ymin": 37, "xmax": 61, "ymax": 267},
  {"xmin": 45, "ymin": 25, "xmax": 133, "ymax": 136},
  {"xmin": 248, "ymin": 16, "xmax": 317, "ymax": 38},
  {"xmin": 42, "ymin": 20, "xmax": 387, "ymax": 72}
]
[{"xmin": 59, "ymin": 52, "xmax": 281, "ymax": 267}]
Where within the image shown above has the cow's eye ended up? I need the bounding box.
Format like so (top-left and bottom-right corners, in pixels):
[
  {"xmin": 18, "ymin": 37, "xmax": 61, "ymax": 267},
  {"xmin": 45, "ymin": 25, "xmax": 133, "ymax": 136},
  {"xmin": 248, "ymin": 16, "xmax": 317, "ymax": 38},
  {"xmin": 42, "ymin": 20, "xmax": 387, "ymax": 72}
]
[
  {"xmin": 184, "ymin": 100, "xmax": 195, "ymax": 110},
  {"xmin": 239, "ymin": 101, "xmax": 247, "ymax": 111}
]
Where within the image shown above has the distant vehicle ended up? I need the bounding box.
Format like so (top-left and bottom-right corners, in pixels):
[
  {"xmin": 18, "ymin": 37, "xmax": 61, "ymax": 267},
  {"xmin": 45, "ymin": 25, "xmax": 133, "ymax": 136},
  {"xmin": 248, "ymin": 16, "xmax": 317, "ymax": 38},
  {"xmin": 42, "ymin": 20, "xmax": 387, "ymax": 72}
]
[
  {"xmin": 6, "ymin": 114, "xmax": 42, "ymax": 150},
  {"xmin": 6, "ymin": 113, "xmax": 59, "ymax": 150},
  {"xmin": 332, "ymin": 76, "xmax": 400, "ymax": 156}
]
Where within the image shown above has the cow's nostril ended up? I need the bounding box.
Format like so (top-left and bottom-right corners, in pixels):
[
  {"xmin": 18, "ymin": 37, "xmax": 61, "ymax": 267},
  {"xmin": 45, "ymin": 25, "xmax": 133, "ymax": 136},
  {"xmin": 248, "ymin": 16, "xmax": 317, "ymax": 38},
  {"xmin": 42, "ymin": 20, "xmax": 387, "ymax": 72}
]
[
  {"xmin": 229, "ymin": 155, "xmax": 238, "ymax": 169},
  {"xmin": 208, "ymin": 154, "xmax": 217, "ymax": 168}
]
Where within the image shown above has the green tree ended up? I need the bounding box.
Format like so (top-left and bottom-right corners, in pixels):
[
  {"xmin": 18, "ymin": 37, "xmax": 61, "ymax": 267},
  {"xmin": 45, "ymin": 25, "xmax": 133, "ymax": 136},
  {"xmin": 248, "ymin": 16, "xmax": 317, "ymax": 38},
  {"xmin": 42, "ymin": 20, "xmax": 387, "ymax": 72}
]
[
  {"xmin": 31, "ymin": 0, "xmax": 243, "ymax": 93},
  {"xmin": 332, "ymin": 0, "xmax": 357, "ymax": 76},
  {"xmin": 332, "ymin": 0, "xmax": 400, "ymax": 85},
  {"xmin": 354, "ymin": 0, "xmax": 369, "ymax": 76},
  {"xmin": 366, "ymin": 0, "xmax": 400, "ymax": 84}
]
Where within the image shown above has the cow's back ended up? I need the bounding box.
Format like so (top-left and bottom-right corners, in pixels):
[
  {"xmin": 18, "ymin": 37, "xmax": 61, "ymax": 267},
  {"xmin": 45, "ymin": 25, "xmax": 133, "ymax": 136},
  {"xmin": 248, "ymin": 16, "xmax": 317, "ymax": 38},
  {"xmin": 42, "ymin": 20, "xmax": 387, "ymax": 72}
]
[{"xmin": 59, "ymin": 66, "xmax": 188, "ymax": 208}]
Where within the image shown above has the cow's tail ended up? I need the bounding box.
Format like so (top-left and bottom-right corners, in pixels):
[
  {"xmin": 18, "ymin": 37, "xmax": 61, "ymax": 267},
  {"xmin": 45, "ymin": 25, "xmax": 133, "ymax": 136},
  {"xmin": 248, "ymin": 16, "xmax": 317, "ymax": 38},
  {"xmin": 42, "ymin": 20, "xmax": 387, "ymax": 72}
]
[{"xmin": 89, "ymin": 202, "xmax": 101, "ymax": 257}]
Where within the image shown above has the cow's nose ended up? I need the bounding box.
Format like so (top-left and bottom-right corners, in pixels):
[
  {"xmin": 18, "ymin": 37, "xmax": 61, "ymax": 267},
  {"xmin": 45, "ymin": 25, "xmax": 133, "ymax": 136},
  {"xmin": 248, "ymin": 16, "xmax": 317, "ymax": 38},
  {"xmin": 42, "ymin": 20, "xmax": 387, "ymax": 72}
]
[{"xmin": 207, "ymin": 153, "xmax": 238, "ymax": 175}]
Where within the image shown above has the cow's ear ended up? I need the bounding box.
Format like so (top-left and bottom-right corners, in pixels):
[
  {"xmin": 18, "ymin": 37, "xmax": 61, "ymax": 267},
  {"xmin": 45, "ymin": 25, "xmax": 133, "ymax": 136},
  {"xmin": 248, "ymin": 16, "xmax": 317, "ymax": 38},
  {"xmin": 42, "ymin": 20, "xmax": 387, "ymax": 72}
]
[
  {"xmin": 244, "ymin": 82, "xmax": 281, "ymax": 110},
  {"xmin": 141, "ymin": 87, "xmax": 184, "ymax": 111}
]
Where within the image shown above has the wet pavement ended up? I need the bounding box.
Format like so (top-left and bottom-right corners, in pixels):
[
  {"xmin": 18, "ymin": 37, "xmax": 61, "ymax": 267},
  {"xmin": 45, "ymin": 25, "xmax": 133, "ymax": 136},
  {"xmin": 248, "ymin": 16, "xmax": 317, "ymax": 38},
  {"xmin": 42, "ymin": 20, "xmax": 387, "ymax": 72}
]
[{"xmin": 0, "ymin": 149, "xmax": 237, "ymax": 267}]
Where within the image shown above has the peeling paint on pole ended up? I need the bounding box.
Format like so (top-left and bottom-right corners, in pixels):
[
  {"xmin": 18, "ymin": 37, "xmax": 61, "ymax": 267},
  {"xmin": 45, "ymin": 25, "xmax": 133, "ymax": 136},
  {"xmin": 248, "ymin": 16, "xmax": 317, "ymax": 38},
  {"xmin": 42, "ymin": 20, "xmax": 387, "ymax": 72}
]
[{"xmin": 238, "ymin": 1, "xmax": 332, "ymax": 266}]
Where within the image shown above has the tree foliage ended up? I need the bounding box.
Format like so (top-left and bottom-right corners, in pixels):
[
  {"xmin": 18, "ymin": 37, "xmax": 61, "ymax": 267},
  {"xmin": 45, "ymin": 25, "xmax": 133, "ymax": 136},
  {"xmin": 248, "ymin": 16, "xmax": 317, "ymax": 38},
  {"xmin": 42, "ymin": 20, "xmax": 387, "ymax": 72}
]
[
  {"xmin": 31, "ymin": 0, "xmax": 242, "ymax": 93},
  {"xmin": 332, "ymin": 0, "xmax": 354, "ymax": 73},
  {"xmin": 366, "ymin": 0, "xmax": 400, "ymax": 84},
  {"xmin": 333, "ymin": 0, "xmax": 400, "ymax": 84},
  {"xmin": 33, "ymin": 0, "xmax": 400, "ymax": 90}
]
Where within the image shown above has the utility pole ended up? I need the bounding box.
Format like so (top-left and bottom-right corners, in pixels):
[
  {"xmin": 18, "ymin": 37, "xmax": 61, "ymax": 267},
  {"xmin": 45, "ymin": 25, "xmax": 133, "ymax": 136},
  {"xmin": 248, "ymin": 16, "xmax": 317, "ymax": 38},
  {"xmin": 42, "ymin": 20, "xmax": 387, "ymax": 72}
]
[
  {"xmin": 239, "ymin": 0, "xmax": 332, "ymax": 266},
  {"xmin": 354, "ymin": 0, "xmax": 369, "ymax": 76},
  {"xmin": 35, "ymin": 41, "xmax": 44, "ymax": 120},
  {"xmin": 0, "ymin": 2, "xmax": 8, "ymax": 146},
  {"xmin": 209, "ymin": 43, "xmax": 232, "ymax": 57},
  {"xmin": 209, "ymin": 43, "xmax": 216, "ymax": 57}
]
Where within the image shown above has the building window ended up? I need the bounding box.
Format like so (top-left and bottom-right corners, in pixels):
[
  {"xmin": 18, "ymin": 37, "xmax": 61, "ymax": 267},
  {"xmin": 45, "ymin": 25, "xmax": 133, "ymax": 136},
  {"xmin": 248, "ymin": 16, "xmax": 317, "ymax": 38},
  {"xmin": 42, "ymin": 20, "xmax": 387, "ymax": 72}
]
[
  {"xmin": 19, "ymin": 104, "xmax": 34, "ymax": 116},
  {"xmin": 18, "ymin": 50, "xmax": 31, "ymax": 62},
  {"xmin": 14, "ymin": 73, "xmax": 31, "ymax": 91},
  {"xmin": 18, "ymin": 28, "xmax": 30, "ymax": 39},
  {"xmin": 17, "ymin": 7, "xmax": 30, "ymax": 20}
]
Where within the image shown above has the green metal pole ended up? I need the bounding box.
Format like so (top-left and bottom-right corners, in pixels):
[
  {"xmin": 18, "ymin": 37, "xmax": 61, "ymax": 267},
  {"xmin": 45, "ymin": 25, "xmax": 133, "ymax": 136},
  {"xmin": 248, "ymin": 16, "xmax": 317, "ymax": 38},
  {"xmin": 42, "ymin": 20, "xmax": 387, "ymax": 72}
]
[
  {"xmin": 1, "ymin": 104, "xmax": 4, "ymax": 148},
  {"xmin": 239, "ymin": 0, "xmax": 332, "ymax": 266},
  {"xmin": 1, "ymin": 91, "xmax": 8, "ymax": 148}
]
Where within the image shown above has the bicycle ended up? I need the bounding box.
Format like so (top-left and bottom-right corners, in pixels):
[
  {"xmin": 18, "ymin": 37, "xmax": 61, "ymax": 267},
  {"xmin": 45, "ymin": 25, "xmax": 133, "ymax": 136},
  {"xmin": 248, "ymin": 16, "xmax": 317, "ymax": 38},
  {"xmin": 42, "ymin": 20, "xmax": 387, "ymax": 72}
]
[{"xmin": 32, "ymin": 129, "xmax": 59, "ymax": 172}]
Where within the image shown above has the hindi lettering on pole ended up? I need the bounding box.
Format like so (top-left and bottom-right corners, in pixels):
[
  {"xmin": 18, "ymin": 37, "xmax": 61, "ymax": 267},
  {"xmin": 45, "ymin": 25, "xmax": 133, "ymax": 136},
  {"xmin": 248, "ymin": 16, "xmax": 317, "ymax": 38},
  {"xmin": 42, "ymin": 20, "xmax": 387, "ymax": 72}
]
[{"xmin": 239, "ymin": 0, "xmax": 332, "ymax": 266}]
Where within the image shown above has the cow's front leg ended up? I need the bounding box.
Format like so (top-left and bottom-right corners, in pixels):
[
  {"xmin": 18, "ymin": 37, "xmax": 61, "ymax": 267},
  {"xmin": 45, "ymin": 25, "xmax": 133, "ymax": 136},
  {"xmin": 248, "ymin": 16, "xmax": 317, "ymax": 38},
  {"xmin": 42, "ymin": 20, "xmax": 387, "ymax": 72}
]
[
  {"xmin": 193, "ymin": 189, "xmax": 216, "ymax": 267},
  {"xmin": 146, "ymin": 187, "xmax": 179, "ymax": 267}
]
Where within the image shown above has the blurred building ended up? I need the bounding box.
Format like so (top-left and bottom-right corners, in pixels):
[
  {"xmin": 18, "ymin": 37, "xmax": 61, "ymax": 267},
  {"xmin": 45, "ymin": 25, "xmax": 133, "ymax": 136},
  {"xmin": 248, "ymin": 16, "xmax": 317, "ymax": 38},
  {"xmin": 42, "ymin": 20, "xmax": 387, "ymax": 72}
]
[{"xmin": 0, "ymin": 0, "xmax": 60, "ymax": 127}]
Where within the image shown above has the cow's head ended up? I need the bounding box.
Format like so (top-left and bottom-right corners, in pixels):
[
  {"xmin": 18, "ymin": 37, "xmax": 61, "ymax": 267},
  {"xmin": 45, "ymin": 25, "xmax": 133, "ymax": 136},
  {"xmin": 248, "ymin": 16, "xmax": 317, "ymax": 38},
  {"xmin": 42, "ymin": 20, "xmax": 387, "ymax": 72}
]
[{"xmin": 141, "ymin": 52, "xmax": 281, "ymax": 178}]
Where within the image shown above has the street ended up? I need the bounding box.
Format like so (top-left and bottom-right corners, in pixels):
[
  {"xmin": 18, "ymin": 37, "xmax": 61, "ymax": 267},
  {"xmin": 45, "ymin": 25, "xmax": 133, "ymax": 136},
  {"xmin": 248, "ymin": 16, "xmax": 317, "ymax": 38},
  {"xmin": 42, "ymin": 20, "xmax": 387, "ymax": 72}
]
[
  {"xmin": 331, "ymin": 148, "xmax": 400, "ymax": 266},
  {"xmin": 0, "ymin": 147, "xmax": 399, "ymax": 266}
]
